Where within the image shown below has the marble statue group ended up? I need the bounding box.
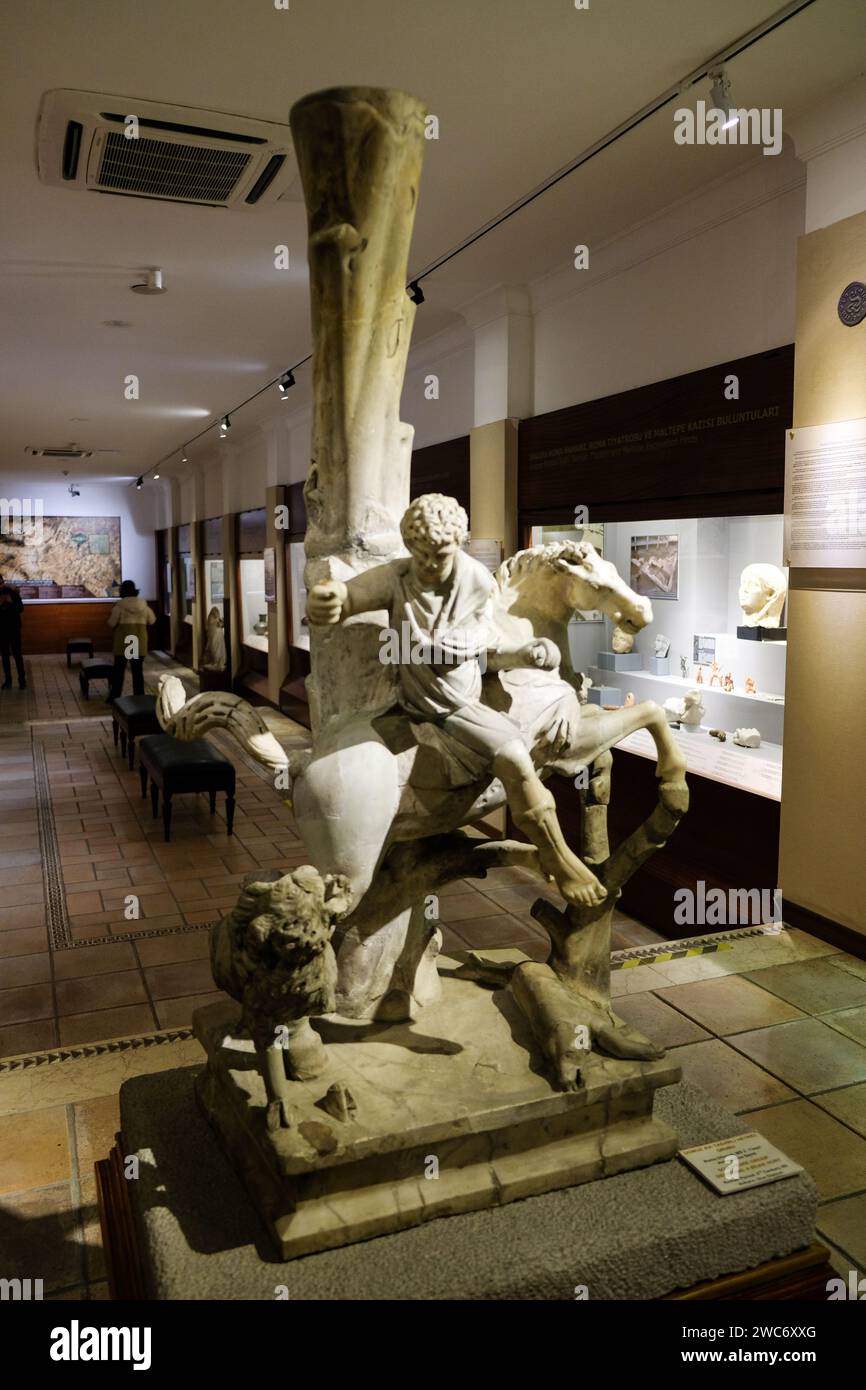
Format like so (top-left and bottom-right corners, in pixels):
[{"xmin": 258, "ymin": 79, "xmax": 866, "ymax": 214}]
[{"xmin": 154, "ymin": 85, "xmax": 693, "ymax": 1253}]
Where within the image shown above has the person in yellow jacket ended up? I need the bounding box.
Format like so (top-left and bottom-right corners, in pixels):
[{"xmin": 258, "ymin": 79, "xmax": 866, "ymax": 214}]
[{"xmin": 107, "ymin": 580, "xmax": 156, "ymax": 700}]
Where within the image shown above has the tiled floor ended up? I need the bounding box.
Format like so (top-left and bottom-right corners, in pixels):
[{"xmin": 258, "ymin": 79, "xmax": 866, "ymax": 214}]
[
  {"xmin": 0, "ymin": 653, "xmax": 864, "ymax": 1298},
  {"xmin": 0, "ymin": 654, "xmax": 314, "ymax": 1056}
]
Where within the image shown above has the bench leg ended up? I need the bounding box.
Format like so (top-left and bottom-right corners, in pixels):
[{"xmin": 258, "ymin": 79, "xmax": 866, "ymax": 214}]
[
  {"xmin": 128, "ymin": 737, "xmax": 135, "ymax": 772},
  {"xmin": 67, "ymin": 652, "xmax": 71, "ymax": 669},
  {"xmin": 139, "ymin": 766, "xmax": 148, "ymax": 801},
  {"xmin": 151, "ymin": 783, "xmax": 159, "ymax": 819},
  {"xmin": 225, "ymin": 793, "xmax": 235, "ymax": 836},
  {"xmin": 112, "ymin": 720, "xmax": 119, "ymax": 748},
  {"xmin": 163, "ymin": 794, "xmax": 172, "ymax": 843},
  {"xmin": 79, "ymin": 678, "xmax": 88, "ymax": 700},
  {"xmin": 208, "ymin": 789, "xmax": 217, "ymax": 814},
  {"xmin": 119, "ymin": 729, "xmax": 127, "ymax": 759}
]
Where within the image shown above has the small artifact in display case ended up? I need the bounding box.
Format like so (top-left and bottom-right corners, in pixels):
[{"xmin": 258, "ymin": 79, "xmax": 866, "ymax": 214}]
[
  {"xmin": 680, "ymin": 656, "xmax": 688, "ymax": 678},
  {"xmin": 624, "ymin": 692, "xmax": 635, "ymax": 707},
  {"xmin": 253, "ymin": 611, "xmax": 269, "ymax": 636},
  {"xmin": 649, "ymin": 631, "xmax": 670, "ymax": 674},
  {"xmin": 663, "ymin": 697, "xmax": 683, "ymax": 725},
  {"xmin": 681, "ymin": 690, "xmax": 704, "ymax": 727},
  {"xmin": 695, "ymin": 665, "xmax": 703, "ymax": 684},
  {"xmin": 708, "ymin": 660, "xmax": 721, "ymax": 687},
  {"xmin": 744, "ymin": 675, "xmax": 757, "ymax": 695},
  {"xmin": 733, "ymin": 727, "xmax": 762, "ymax": 748},
  {"xmin": 664, "ymin": 690, "xmax": 704, "ymax": 728},
  {"xmin": 722, "ymin": 671, "xmax": 734, "ymax": 693},
  {"xmin": 709, "ymin": 728, "xmax": 727, "ymax": 742},
  {"xmin": 737, "ymin": 562, "xmax": 787, "ymax": 636}
]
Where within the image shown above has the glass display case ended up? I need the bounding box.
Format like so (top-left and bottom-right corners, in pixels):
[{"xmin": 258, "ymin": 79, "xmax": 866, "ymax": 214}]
[
  {"xmin": 239, "ymin": 556, "xmax": 268, "ymax": 650},
  {"xmin": 204, "ymin": 558, "xmax": 225, "ymax": 620},
  {"xmin": 180, "ymin": 554, "xmax": 195, "ymax": 627},
  {"xmin": 532, "ymin": 514, "xmax": 786, "ymax": 801},
  {"xmin": 289, "ymin": 541, "xmax": 309, "ymax": 650}
]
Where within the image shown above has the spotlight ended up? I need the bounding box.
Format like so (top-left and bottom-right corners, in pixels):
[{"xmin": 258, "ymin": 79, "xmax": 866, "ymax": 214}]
[
  {"xmin": 219, "ymin": 415, "xmax": 231, "ymax": 437},
  {"xmin": 709, "ymin": 68, "xmax": 738, "ymax": 130},
  {"xmin": 407, "ymin": 281, "xmax": 425, "ymax": 305},
  {"xmin": 136, "ymin": 476, "xmax": 144, "ymax": 489},
  {"xmin": 153, "ymin": 473, "xmax": 160, "ymax": 480},
  {"xmin": 278, "ymin": 371, "xmax": 295, "ymax": 399},
  {"xmin": 181, "ymin": 453, "xmax": 188, "ymax": 463}
]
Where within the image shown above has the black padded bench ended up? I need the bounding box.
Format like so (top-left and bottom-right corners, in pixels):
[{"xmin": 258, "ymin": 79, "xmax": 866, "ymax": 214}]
[
  {"xmin": 78, "ymin": 659, "xmax": 114, "ymax": 700},
  {"xmin": 137, "ymin": 734, "xmax": 235, "ymax": 843},
  {"xmin": 112, "ymin": 695, "xmax": 162, "ymax": 770},
  {"xmin": 66, "ymin": 637, "xmax": 94, "ymax": 667}
]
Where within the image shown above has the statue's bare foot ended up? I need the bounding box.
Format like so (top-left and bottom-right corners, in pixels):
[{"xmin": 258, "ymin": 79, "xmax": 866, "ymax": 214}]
[
  {"xmin": 594, "ymin": 1010, "xmax": 664, "ymax": 1061},
  {"xmin": 552, "ymin": 857, "xmax": 607, "ymax": 909}
]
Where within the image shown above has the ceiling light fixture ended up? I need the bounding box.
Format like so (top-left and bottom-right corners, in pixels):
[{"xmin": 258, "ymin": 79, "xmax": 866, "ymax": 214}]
[
  {"xmin": 278, "ymin": 371, "xmax": 295, "ymax": 399},
  {"xmin": 136, "ymin": 476, "xmax": 144, "ymax": 489},
  {"xmin": 708, "ymin": 67, "xmax": 738, "ymax": 130},
  {"xmin": 131, "ymin": 268, "xmax": 167, "ymax": 295},
  {"xmin": 407, "ymin": 281, "xmax": 424, "ymax": 305},
  {"xmin": 153, "ymin": 473, "xmax": 160, "ymax": 480},
  {"xmin": 219, "ymin": 415, "xmax": 231, "ymax": 437}
]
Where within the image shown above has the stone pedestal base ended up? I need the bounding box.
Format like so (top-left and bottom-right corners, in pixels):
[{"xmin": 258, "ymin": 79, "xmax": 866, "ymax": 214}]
[
  {"xmin": 192, "ymin": 971, "xmax": 680, "ymax": 1259},
  {"xmin": 113, "ymin": 1069, "xmax": 819, "ymax": 1300}
]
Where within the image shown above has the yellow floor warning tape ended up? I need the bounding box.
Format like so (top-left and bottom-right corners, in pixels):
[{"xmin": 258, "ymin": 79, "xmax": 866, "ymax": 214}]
[{"xmin": 612, "ymin": 941, "xmax": 734, "ymax": 971}]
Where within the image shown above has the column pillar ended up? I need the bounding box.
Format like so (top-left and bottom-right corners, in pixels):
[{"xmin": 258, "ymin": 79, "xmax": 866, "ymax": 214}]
[
  {"xmin": 265, "ymin": 484, "xmax": 290, "ymax": 707},
  {"xmin": 780, "ymin": 79, "xmax": 866, "ymax": 939}
]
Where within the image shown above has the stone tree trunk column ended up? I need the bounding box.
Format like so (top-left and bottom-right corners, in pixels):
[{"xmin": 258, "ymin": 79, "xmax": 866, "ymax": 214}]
[{"xmin": 290, "ymin": 87, "xmax": 427, "ymax": 734}]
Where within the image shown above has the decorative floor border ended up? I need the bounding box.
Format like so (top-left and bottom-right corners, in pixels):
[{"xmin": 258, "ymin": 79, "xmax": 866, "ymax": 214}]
[
  {"xmin": 0, "ymin": 1026, "xmax": 194, "ymax": 1073},
  {"xmin": 33, "ymin": 730, "xmax": 74, "ymax": 951}
]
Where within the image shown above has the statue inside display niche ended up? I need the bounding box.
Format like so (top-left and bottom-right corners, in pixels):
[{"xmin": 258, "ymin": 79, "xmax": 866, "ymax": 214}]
[
  {"xmin": 738, "ymin": 562, "xmax": 787, "ymax": 629},
  {"xmin": 202, "ymin": 606, "xmax": 226, "ymax": 670},
  {"xmin": 153, "ymin": 85, "xmax": 694, "ymax": 1259}
]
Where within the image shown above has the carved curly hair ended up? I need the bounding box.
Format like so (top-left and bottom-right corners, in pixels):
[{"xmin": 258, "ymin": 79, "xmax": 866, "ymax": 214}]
[{"xmin": 400, "ymin": 493, "xmax": 469, "ymax": 549}]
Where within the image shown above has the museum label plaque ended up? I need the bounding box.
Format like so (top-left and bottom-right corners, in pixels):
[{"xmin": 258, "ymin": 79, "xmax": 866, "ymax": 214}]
[
  {"xmin": 784, "ymin": 418, "xmax": 866, "ymax": 568},
  {"xmin": 679, "ymin": 1131, "xmax": 802, "ymax": 1195}
]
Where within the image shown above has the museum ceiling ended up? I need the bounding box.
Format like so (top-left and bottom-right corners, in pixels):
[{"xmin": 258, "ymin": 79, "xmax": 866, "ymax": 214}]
[{"xmin": 0, "ymin": 0, "xmax": 864, "ymax": 481}]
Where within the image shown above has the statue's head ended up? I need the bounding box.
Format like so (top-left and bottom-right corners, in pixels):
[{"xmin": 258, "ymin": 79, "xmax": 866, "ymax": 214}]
[
  {"xmin": 401, "ymin": 493, "xmax": 468, "ymax": 586},
  {"xmin": 738, "ymin": 563, "xmax": 787, "ymax": 628}
]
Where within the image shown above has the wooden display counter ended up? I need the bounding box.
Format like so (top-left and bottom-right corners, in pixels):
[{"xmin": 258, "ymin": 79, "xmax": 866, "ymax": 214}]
[{"xmin": 18, "ymin": 598, "xmax": 161, "ymax": 655}]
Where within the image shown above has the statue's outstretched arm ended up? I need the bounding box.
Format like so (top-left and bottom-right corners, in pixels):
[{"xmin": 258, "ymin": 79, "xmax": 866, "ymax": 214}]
[{"xmin": 486, "ymin": 636, "xmax": 560, "ymax": 672}]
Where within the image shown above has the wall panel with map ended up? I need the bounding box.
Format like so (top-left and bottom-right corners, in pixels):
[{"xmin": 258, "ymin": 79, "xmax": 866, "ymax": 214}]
[{"xmin": 0, "ymin": 516, "xmax": 121, "ymax": 598}]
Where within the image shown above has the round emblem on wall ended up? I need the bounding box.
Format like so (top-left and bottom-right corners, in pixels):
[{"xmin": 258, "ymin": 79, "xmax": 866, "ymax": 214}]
[{"xmin": 837, "ymin": 281, "xmax": 866, "ymax": 327}]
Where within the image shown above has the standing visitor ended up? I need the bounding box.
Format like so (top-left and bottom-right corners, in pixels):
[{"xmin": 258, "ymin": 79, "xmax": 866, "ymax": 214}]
[
  {"xmin": 108, "ymin": 580, "xmax": 156, "ymax": 700},
  {"xmin": 0, "ymin": 575, "xmax": 26, "ymax": 690}
]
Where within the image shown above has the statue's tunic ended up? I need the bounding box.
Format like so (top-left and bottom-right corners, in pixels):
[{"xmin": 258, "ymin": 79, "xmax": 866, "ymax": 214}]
[{"xmin": 343, "ymin": 550, "xmax": 524, "ymax": 771}]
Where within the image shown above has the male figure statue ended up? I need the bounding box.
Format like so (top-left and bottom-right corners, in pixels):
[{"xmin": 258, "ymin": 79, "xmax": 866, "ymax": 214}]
[{"xmin": 307, "ymin": 494, "xmax": 606, "ymax": 907}]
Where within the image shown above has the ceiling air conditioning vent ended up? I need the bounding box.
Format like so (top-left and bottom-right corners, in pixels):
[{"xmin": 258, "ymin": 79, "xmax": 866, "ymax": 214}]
[
  {"xmin": 27, "ymin": 447, "xmax": 93, "ymax": 459},
  {"xmin": 38, "ymin": 90, "xmax": 296, "ymax": 209}
]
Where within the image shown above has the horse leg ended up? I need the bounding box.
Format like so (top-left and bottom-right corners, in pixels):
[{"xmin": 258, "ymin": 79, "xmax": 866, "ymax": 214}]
[{"xmin": 569, "ymin": 701, "xmax": 686, "ymax": 785}]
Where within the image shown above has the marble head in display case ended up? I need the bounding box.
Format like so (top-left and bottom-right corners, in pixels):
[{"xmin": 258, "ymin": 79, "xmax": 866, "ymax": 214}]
[{"xmin": 738, "ymin": 562, "xmax": 787, "ymax": 629}]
